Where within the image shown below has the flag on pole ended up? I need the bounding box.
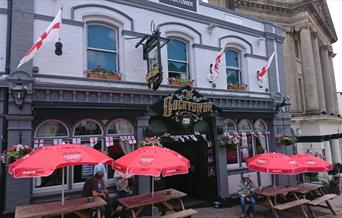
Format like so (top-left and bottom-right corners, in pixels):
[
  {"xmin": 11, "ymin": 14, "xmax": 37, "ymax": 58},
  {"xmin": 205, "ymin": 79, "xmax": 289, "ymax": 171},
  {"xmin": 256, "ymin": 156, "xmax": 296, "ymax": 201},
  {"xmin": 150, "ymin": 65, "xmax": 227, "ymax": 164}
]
[
  {"xmin": 256, "ymin": 51, "xmax": 275, "ymax": 87},
  {"xmin": 208, "ymin": 43, "xmax": 228, "ymax": 81},
  {"xmin": 17, "ymin": 8, "xmax": 62, "ymax": 69}
]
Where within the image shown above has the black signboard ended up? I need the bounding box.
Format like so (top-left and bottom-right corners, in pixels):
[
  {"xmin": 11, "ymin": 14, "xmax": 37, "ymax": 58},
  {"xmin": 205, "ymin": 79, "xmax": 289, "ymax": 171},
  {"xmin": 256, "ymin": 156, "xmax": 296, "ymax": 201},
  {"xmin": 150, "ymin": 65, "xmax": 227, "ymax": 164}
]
[
  {"xmin": 160, "ymin": 0, "xmax": 197, "ymax": 12},
  {"xmin": 152, "ymin": 86, "xmax": 216, "ymax": 126}
]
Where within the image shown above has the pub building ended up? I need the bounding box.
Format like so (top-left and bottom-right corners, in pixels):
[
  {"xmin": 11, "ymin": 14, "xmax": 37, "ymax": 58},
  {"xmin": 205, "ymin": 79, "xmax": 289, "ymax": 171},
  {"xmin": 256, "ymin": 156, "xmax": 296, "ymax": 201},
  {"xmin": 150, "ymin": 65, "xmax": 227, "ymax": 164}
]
[{"xmin": 0, "ymin": 0, "xmax": 290, "ymax": 215}]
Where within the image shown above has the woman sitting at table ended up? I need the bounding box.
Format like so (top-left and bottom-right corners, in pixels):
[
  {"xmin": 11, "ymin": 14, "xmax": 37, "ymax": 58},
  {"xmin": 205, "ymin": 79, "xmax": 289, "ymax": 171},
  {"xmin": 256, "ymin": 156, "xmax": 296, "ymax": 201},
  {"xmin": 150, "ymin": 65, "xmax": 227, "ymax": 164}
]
[{"xmin": 238, "ymin": 173, "xmax": 257, "ymax": 218}]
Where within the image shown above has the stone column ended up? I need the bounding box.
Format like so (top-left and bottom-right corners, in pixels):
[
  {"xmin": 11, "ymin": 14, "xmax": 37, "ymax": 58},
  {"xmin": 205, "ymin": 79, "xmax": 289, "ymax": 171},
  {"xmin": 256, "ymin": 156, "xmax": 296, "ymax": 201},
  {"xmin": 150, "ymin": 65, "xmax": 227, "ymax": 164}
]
[
  {"xmin": 324, "ymin": 141, "xmax": 333, "ymax": 164},
  {"xmin": 328, "ymin": 49, "xmax": 339, "ymax": 115},
  {"xmin": 283, "ymin": 31, "xmax": 299, "ymax": 113},
  {"xmin": 320, "ymin": 46, "xmax": 336, "ymax": 114},
  {"xmin": 330, "ymin": 139, "xmax": 342, "ymax": 164},
  {"xmin": 136, "ymin": 116, "xmax": 150, "ymax": 194},
  {"xmin": 311, "ymin": 34, "xmax": 327, "ymax": 112},
  {"xmin": 299, "ymin": 26, "xmax": 320, "ymax": 113}
]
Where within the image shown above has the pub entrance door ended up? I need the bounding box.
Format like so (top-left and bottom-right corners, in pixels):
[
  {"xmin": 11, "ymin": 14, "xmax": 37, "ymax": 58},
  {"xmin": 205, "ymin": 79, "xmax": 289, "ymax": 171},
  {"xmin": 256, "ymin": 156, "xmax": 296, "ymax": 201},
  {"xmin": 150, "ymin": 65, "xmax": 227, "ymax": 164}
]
[{"xmin": 163, "ymin": 140, "xmax": 207, "ymax": 199}]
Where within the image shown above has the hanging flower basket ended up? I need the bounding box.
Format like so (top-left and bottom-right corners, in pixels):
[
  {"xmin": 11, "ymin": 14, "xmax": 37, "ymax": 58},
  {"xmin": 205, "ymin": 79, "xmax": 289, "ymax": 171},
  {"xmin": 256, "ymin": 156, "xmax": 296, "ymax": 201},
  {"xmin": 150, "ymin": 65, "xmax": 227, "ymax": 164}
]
[
  {"xmin": 168, "ymin": 78, "xmax": 194, "ymax": 87},
  {"xmin": 277, "ymin": 135, "xmax": 297, "ymax": 145},
  {"xmin": 1, "ymin": 144, "xmax": 33, "ymax": 166},
  {"xmin": 139, "ymin": 137, "xmax": 162, "ymax": 147},
  {"xmin": 227, "ymin": 83, "xmax": 247, "ymax": 91},
  {"xmin": 219, "ymin": 135, "xmax": 240, "ymax": 148},
  {"xmin": 85, "ymin": 70, "xmax": 121, "ymax": 81}
]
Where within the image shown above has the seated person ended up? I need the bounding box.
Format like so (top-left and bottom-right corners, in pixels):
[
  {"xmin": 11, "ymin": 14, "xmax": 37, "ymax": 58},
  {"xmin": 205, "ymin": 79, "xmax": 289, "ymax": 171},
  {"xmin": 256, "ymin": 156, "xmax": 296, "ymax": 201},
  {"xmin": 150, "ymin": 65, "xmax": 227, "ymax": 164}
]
[
  {"xmin": 83, "ymin": 168, "xmax": 113, "ymax": 218},
  {"xmin": 238, "ymin": 173, "xmax": 256, "ymax": 218}
]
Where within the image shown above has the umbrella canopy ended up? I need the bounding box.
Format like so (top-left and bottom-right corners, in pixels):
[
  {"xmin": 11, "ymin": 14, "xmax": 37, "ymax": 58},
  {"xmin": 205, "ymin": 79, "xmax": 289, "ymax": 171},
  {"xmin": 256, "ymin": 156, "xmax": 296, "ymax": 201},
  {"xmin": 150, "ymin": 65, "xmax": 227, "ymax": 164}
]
[
  {"xmin": 291, "ymin": 153, "xmax": 333, "ymax": 173},
  {"xmin": 247, "ymin": 152, "xmax": 305, "ymax": 175},
  {"xmin": 112, "ymin": 146, "xmax": 190, "ymax": 177},
  {"xmin": 9, "ymin": 144, "xmax": 112, "ymax": 178}
]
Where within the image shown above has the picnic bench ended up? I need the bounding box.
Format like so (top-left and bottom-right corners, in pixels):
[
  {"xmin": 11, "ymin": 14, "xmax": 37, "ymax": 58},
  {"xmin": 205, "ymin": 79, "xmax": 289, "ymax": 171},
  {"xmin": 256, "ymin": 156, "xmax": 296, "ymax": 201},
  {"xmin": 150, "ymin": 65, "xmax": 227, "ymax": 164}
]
[
  {"xmin": 15, "ymin": 196, "xmax": 107, "ymax": 218},
  {"xmin": 294, "ymin": 183, "xmax": 337, "ymax": 216},
  {"xmin": 255, "ymin": 186, "xmax": 310, "ymax": 218},
  {"xmin": 162, "ymin": 209, "xmax": 198, "ymax": 218},
  {"xmin": 118, "ymin": 188, "xmax": 189, "ymax": 218}
]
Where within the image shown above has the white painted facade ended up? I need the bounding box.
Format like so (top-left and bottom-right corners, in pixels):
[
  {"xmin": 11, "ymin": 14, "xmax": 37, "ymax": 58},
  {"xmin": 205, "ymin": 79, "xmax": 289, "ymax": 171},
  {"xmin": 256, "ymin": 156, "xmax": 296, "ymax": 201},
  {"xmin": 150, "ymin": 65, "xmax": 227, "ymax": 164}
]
[{"xmin": 30, "ymin": 0, "xmax": 270, "ymax": 95}]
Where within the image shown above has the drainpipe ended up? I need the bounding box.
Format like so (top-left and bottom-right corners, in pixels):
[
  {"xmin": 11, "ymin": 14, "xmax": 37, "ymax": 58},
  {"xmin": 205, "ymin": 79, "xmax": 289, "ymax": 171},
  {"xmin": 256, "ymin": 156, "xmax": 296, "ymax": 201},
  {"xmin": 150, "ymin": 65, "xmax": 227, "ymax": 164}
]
[{"xmin": 1, "ymin": 0, "xmax": 12, "ymax": 214}]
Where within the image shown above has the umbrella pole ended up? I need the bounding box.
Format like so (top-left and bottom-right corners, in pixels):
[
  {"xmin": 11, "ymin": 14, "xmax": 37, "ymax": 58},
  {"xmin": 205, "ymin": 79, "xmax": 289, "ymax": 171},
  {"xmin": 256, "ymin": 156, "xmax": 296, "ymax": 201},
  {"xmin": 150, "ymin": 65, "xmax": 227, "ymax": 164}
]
[
  {"xmin": 273, "ymin": 175, "xmax": 277, "ymax": 205},
  {"xmin": 152, "ymin": 176, "xmax": 155, "ymax": 218},
  {"xmin": 62, "ymin": 167, "xmax": 65, "ymax": 218}
]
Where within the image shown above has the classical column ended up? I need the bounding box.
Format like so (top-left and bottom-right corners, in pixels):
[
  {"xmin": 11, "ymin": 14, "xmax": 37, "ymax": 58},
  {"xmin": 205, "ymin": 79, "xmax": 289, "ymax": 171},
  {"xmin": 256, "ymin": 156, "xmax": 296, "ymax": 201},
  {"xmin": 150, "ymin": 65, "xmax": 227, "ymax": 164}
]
[
  {"xmin": 283, "ymin": 31, "xmax": 299, "ymax": 113},
  {"xmin": 330, "ymin": 139, "xmax": 342, "ymax": 164},
  {"xmin": 320, "ymin": 46, "xmax": 336, "ymax": 114},
  {"xmin": 324, "ymin": 141, "xmax": 333, "ymax": 164},
  {"xmin": 299, "ymin": 26, "xmax": 320, "ymax": 113},
  {"xmin": 328, "ymin": 49, "xmax": 339, "ymax": 115},
  {"xmin": 311, "ymin": 34, "xmax": 327, "ymax": 112}
]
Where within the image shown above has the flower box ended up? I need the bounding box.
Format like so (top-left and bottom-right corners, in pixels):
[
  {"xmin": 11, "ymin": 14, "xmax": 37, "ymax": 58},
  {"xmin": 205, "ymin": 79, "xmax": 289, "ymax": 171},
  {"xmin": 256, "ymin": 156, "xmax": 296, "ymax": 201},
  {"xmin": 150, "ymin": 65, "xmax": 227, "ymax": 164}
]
[
  {"xmin": 227, "ymin": 83, "xmax": 247, "ymax": 91},
  {"xmin": 168, "ymin": 78, "xmax": 194, "ymax": 87},
  {"xmin": 86, "ymin": 70, "xmax": 121, "ymax": 81},
  {"xmin": 1, "ymin": 144, "xmax": 33, "ymax": 165}
]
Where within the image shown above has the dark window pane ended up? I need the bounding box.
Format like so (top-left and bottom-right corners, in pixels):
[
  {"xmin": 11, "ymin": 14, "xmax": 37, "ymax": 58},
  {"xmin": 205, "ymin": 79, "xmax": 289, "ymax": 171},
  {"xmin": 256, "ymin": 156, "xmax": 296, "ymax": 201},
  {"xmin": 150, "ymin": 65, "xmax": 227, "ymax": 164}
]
[
  {"xmin": 168, "ymin": 61, "xmax": 187, "ymax": 73},
  {"xmin": 88, "ymin": 25, "xmax": 116, "ymax": 51},
  {"xmin": 87, "ymin": 50, "xmax": 117, "ymax": 72},
  {"xmin": 34, "ymin": 169, "xmax": 66, "ymax": 188},
  {"xmin": 167, "ymin": 39, "xmax": 187, "ymax": 61},
  {"xmin": 74, "ymin": 120, "xmax": 102, "ymax": 136},
  {"xmin": 226, "ymin": 69, "xmax": 239, "ymax": 85},
  {"xmin": 225, "ymin": 50, "xmax": 239, "ymax": 67}
]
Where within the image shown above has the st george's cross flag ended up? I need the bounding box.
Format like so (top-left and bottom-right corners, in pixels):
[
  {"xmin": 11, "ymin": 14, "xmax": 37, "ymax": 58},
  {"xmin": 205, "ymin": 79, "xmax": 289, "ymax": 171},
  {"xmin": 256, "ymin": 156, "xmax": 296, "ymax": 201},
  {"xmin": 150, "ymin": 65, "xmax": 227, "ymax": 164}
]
[
  {"xmin": 17, "ymin": 8, "xmax": 62, "ymax": 69},
  {"xmin": 256, "ymin": 51, "xmax": 275, "ymax": 87},
  {"xmin": 208, "ymin": 42, "xmax": 229, "ymax": 82}
]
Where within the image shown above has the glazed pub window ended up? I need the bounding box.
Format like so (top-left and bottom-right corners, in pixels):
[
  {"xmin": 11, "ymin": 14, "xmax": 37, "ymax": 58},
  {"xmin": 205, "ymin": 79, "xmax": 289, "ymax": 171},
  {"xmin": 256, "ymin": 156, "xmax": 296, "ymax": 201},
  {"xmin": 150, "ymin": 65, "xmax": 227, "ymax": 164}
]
[
  {"xmin": 167, "ymin": 39, "xmax": 189, "ymax": 79},
  {"xmin": 33, "ymin": 120, "xmax": 69, "ymax": 192},
  {"xmin": 87, "ymin": 24, "xmax": 118, "ymax": 72},
  {"xmin": 253, "ymin": 119, "xmax": 269, "ymax": 155},
  {"xmin": 225, "ymin": 49, "xmax": 241, "ymax": 86}
]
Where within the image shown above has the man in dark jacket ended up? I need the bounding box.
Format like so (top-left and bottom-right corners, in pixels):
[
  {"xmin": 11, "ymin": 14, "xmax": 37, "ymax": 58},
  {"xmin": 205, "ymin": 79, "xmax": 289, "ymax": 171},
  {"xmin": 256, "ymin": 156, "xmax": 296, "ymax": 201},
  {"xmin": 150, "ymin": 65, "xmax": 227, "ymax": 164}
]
[
  {"xmin": 238, "ymin": 173, "xmax": 256, "ymax": 218},
  {"xmin": 83, "ymin": 169, "xmax": 113, "ymax": 218}
]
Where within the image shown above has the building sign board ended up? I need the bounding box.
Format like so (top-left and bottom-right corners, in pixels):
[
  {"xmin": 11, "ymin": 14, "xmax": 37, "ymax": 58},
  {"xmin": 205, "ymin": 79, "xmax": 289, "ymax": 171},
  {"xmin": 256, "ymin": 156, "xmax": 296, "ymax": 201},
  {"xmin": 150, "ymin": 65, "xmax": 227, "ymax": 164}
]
[
  {"xmin": 153, "ymin": 86, "xmax": 216, "ymax": 126},
  {"xmin": 159, "ymin": 0, "xmax": 197, "ymax": 12}
]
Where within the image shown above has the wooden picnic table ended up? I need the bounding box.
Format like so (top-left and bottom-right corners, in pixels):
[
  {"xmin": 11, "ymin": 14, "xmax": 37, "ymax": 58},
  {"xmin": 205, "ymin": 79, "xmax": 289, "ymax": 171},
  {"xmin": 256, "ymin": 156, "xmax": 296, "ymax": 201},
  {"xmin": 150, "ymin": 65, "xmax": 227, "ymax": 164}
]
[
  {"xmin": 15, "ymin": 196, "xmax": 107, "ymax": 218},
  {"xmin": 118, "ymin": 188, "xmax": 187, "ymax": 218},
  {"xmin": 254, "ymin": 186, "xmax": 310, "ymax": 218},
  {"xmin": 294, "ymin": 183, "xmax": 337, "ymax": 217}
]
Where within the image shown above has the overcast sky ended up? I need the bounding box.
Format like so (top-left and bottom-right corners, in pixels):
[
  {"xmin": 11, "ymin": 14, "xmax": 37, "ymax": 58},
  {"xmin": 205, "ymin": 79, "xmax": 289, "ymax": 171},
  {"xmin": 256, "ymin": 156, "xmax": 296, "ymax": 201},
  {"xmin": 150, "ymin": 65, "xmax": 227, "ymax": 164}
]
[{"xmin": 327, "ymin": 0, "xmax": 342, "ymax": 92}]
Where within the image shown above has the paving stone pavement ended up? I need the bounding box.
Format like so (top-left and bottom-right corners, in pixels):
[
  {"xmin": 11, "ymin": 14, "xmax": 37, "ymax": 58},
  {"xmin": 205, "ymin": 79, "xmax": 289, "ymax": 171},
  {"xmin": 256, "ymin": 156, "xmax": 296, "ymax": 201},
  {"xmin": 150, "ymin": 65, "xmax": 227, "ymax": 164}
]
[{"xmin": 141, "ymin": 194, "xmax": 342, "ymax": 218}]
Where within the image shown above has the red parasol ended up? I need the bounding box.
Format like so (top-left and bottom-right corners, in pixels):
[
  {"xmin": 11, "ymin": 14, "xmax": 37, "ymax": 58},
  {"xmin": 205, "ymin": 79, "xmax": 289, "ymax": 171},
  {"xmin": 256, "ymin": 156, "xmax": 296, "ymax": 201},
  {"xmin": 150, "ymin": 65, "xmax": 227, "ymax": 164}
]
[
  {"xmin": 112, "ymin": 145, "xmax": 190, "ymax": 177},
  {"xmin": 247, "ymin": 152, "xmax": 305, "ymax": 175},
  {"xmin": 9, "ymin": 144, "xmax": 112, "ymax": 178},
  {"xmin": 291, "ymin": 153, "xmax": 333, "ymax": 173},
  {"xmin": 8, "ymin": 144, "xmax": 112, "ymax": 209}
]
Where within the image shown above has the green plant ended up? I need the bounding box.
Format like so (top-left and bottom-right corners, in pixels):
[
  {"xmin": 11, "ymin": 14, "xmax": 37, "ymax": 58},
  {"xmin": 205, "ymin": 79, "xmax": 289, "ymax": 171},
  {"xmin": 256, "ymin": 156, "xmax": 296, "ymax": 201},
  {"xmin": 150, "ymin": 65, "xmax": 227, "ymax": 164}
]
[
  {"xmin": 277, "ymin": 135, "xmax": 297, "ymax": 145},
  {"xmin": 219, "ymin": 135, "xmax": 239, "ymax": 148},
  {"xmin": 1, "ymin": 145, "xmax": 33, "ymax": 165},
  {"xmin": 328, "ymin": 163, "xmax": 342, "ymax": 175}
]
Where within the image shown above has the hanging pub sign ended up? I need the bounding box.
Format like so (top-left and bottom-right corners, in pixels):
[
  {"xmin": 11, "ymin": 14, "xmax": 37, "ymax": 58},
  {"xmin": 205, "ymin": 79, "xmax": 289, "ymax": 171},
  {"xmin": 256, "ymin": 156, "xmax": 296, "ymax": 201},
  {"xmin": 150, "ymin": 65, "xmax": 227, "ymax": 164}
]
[
  {"xmin": 135, "ymin": 25, "xmax": 168, "ymax": 90},
  {"xmin": 152, "ymin": 86, "xmax": 217, "ymax": 126}
]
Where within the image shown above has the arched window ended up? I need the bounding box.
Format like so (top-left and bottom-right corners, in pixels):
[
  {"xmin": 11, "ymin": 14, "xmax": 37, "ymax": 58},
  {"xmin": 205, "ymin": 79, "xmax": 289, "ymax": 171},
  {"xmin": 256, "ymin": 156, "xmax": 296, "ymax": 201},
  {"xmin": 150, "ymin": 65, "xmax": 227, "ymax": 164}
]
[
  {"xmin": 87, "ymin": 24, "xmax": 118, "ymax": 72},
  {"xmin": 167, "ymin": 39, "xmax": 189, "ymax": 79},
  {"xmin": 238, "ymin": 119, "xmax": 252, "ymax": 131},
  {"xmin": 35, "ymin": 120, "xmax": 68, "ymax": 138},
  {"xmin": 107, "ymin": 119, "xmax": 134, "ymax": 135},
  {"xmin": 254, "ymin": 119, "xmax": 267, "ymax": 131},
  {"xmin": 225, "ymin": 49, "xmax": 241, "ymax": 86},
  {"xmin": 224, "ymin": 119, "xmax": 237, "ymax": 132},
  {"xmin": 74, "ymin": 119, "xmax": 103, "ymax": 136}
]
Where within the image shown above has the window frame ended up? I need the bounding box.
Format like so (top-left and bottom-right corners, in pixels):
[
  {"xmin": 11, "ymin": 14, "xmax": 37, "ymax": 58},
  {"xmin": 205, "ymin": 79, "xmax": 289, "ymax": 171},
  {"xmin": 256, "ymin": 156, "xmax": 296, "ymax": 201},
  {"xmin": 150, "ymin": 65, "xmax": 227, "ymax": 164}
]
[
  {"xmin": 33, "ymin": 120, "xmax": 70, "ymax": 194},
  {"xmin": 86, "ymin": 23, "xmax": 119, "ymax": 72},
  {"xmin": 225, "ymin": 49, "xmax": 242, "ymax": 85},
  {"xmin": 106, "ymin": 119, "xmax": 134, "ymax": 136},
  {"xmin": 167, "ymin": 38, "xmax": 190, "ymax": 79}
]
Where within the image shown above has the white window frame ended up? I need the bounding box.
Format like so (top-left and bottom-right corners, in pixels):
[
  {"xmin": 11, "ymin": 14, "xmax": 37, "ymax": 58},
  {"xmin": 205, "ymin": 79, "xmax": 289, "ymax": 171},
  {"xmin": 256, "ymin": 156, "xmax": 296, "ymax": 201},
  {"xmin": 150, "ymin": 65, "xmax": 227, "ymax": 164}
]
[
  {"xmin": 106, "ymin": 119, "xmax": 134, "ymax": 136},
  {"xmin": 225, "ymin": 49, "xmax": 242, "ymax": 85},
  {"xmin": 167, "ymin": 38, "xmax": 190, "ymax": 79},
  {"xmin": 86, "ymin": 23, "xmax": 119, "ymax": 72},
  {"xmin": 72, "ymin": 119, "xmax": 105, "ymax": 189},
  {"xmin": 33, "ymin": 119, "xmax": 70, "ymax": 194}
]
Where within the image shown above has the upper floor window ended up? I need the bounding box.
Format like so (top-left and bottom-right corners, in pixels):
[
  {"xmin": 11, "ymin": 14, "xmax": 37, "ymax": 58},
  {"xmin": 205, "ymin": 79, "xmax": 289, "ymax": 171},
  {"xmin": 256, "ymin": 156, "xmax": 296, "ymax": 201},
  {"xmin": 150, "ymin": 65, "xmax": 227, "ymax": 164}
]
[
  {"xmin": 167, "ymin": 39, "xmax": 189, "ymax": 79},
  {"xmin": 225, "ymin": 49, "xmax": 241, "ymax": 85},
  {"xmin": 87, "ymin": 24, "xmax": 118, "ymax": 72}
]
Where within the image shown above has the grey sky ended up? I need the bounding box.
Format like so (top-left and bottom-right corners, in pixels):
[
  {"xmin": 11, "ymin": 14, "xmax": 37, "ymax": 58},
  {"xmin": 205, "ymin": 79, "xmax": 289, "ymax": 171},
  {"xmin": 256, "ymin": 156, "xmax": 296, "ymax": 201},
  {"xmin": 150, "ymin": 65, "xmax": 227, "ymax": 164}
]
[{"xmin": 327, "ymin": 0, "xmax": 342, "ymax": 92}]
